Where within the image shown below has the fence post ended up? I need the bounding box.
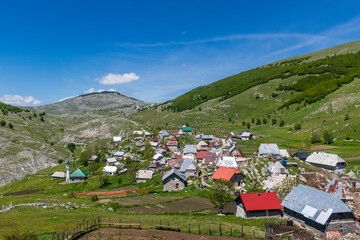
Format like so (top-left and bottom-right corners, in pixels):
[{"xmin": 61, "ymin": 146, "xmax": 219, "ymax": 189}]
[
  {"xmin": 57, "ymin": 232, "xmax": 59, "ymax": 240},
  {"xmin": 188, "ymin": 223, "xmax": 190, "ymax": 233},
  {"xmin": 241, "ymin": 225, "xmax": 243, "ymax": 237},
  {"xmin": 230, "ymin": 226, "xmax": 232, "ymax": 236},
  {"xmin": 219, "ymin": 224, "xmax": 222, "ymax": 236},
  {"xmin": 209, "ymin": 224, "xmax": 211, "ymax": 235},
  {"xmin": 253, "ymin": 225, "xmax": 255, "ymax": 238},
  {"xmin": 198, "ymin": 224, "xmax": 200, "ymax": 234}
]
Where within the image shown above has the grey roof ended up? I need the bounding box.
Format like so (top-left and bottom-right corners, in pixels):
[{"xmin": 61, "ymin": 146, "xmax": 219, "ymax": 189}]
[
  {"xmin": 324, "ymin": 177, "xmax": 353, "ymax": 201},
  {"xmin": 258, "ymin": 143, "xmax": 280, "ymax": 155},
  {"xmin": 241, "ymin": 132, "xmax": 252, "ymax": 137},
  {"xmin": 180, "ymin": 159, "xmax": 196, "ymax": 172},
  {"xmin": 202, "ymin": 134, "xmax": 214, "ymax": 140},
  {"xmin": 306, "ymin": 152, "xmax": 346, "ymax": 167},
  {"xmin": 159, "ymin": 130, "xmax": 169, "ymax": 136},
  {"xmin": 229, "ymin": 145, "xmax": 236, "ymax": 153},
  {"xmin": 282, "ymin": 184, "xmax": 351, "ymax": 225},
  {"xmin": 162, "ymin": 167, "xmax": 186, "ymax": 182},
  {"xmin": 183, "ymin": 145, "xmax": 197, "ymax": 154},
  {"xmin": 136, "ymin": 170, "xmax": 153, "ymax": 179},
  {"xmin": 52, "ymin": 171, "xmax": 66, "ymax": 178}
]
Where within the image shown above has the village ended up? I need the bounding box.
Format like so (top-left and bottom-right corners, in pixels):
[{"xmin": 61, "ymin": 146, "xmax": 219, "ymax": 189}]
[{"xmin": 48, "ymin": 123, "xmax": 360, "ymax": 240}]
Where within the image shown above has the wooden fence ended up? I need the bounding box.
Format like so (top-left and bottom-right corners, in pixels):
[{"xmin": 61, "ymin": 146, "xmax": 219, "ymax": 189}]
[{"xmin": 53, "ymin": 216, "xmax": 261, "ymax": 240}]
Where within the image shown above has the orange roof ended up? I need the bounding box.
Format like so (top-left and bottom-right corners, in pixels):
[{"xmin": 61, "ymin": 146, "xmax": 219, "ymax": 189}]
[
  {"xmin": 212, "ymin": 166, "xmax": 243, "ymax": 181},
  {"xmin": 197, "ymin": 151, "xmax": 208, "ymax": 159}
]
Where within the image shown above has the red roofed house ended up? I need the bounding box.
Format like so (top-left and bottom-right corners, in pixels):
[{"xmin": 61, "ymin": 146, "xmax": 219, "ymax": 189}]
[
  {"xmin": 202, "ymin": 152, "xmax": 217, "ymax": 166},
  {"xmin": 234, "ymin": 192, "xmax": 283, "ymax": 218},
  {"xmin": 166, "ymin": 141, "xmax": 179, "ymax": 151},
  {"xmin": 233, "ymin": 149, "xmax": 246, "ymax": 158},
  {"xmin": 212, "ymin": 166, "xmax": 245, "ymax": 189},
  {"xmin": 196, "ymin": 151, "xmax": 208, "ymax": 161}
]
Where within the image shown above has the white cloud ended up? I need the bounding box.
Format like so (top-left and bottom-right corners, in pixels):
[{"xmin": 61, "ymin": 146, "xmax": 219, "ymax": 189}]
[
  {"xmin": 0, "ymin": 95, "xmax": 41, "ymax": 106},
  {"xmin": 96, "ymin": 72, "xmax": 140, "ymax": 85}
]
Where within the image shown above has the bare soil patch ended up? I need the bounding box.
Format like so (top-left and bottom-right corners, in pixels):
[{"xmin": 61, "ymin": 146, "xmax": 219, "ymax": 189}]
[
  {"xmin": 345, "ymin": 156, "xmax": 360, "ymax": 161},
  {"xmin": 300, "ymin": 172, "xmax": 330, "ymax": 190},
  {"xmin": 309, "ymin": 145, "xmax": 339, "ymax": 151},
  {"xmin": 3, "ymin": 189, "xmax": 40, "ymax": 196},
  {"xmin": 79, "ymin": 228, "xmax": 254, "ymax": 240},
  {"xmin": 117, "ymin": 195, "xmax": 183, "ymax": 206},
  {"xmin": 128, "ymin": 196, "xmax": 213, "ymax": 213},
  {"xmin": 271, "ymin": 225, "xmax": 314, "ymax": 240}
]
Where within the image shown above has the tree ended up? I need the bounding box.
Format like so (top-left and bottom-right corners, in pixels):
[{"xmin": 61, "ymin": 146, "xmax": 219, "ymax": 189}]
[
  {"xmin": 344, "ymin": 112, "xmax": 350, "ymax": 121},
  {"xmin": 88, "ymin": 161, "xmax": 100, "ymax": 174},
  {"xmin": 79, "ymin": 149, "xmax": 90, "ymax": 166},
  {"xmin": 323, "ymin": 130, "xmax": 333, "ymax": 144},
  {"xmin": 310, "ymin": 131, "xmax": 322, "ymax": 144},
  {"xmin": 256, "ymin": 118, "xmax": 261, "ymax": 125},
  {"xmin": 8, "ymin": 123, "xmax": 13, "ymax": 129},
  {"xmin": 251, "ymin": 118, "xmax": 255, "ymax": 123},
  {"xmin": 279, "ymin": 119, "xmax": 285, "ymax": 127},
  {"xmin": 98, "ymin": 171, "xmax": 110, "ymax": 188},
  {"xmin": 242, "ymin": 121, "xmax": 246, "ymax": 126},
  {"xmin": 246, "ymin": 122, "xmax": 251, "ymax": 129},
  {"xmin": 272, "ymin": 119, "xmax": 277, "ymax": 125},
  {"xmin": 0, "ymin": 120, "xmax": 6, "ymax": 127},
  {"xmin": 294, "ymin": 123, "xmax": 301, "ymax": 130},
  {"xmin": 40, "ymin": 117, "xmax": 45, "ymax": 122},
  {"xmin": 208, "ymin": 179, "xmax": 234, "ymax": 214},
  {"xmin": 67, "ymin": 143, "xmax": 76, "ymax": 153},
  {"xmin": 262, "ymin": 118, "xmax": 267, "ymax": 124}
]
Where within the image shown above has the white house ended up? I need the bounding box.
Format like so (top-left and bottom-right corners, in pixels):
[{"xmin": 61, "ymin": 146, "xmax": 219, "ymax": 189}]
[
  {"xmin": 179, "ymin": 159, "xmax": 199, "ymax": 178},
  {"xmin": 103, "ymin": 166, "xmax": 118, "ymax": 175},
  {"xmin": 106, "ymin": 157, "xmax": 117, "ymax": 165},
  {"xmin": 258, "ymin": 144, "xmax": 281, "ymax": 158},
  {"xmin": 114, "ymin": 151, "xmax": 125, "ymax": 159},
  {"xmin": 113, "ymin": 136, "xmax": 122, "ymax": 143},
  {"xmin": 136, "ymin": 170, "xmax": 153, "ymax": 183},
  {"xmin": 153, "ymin": 153, "xmax": 164, "ymax": 161},
  {"xmin": 240, "ymin": 131, "xmax": 252, "ymax": 140},
  {"xmin": 279, "ymin": 149, "xmax": 290, "ymax": 159},
  {"xmin": 216, "ymin": 156, "xmax": 238, "ymax": 169},
  {"xmin": 306, "ymin": 152, "xmax": 347, "ymax": 172}
]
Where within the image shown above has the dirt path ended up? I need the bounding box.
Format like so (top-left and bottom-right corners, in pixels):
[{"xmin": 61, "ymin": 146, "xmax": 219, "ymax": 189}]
[
  {"xmin": 345, "ymin": 156, "xmax": 360, "ymax": 161},
  {"xmin": 79, "ymin": 228, "xmax": 256, "ymax": 240}
]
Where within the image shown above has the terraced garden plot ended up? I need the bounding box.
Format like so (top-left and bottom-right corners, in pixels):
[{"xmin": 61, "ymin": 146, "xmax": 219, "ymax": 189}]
[
  {"xmin": 128, "ymin": 196, "xmax": 213, "ymax": 213},
  {"xmin": 117, "ymin": 194, "xmax": 184, "ymax": 205}
]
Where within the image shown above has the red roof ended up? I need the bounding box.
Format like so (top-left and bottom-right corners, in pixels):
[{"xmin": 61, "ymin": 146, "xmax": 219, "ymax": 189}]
[
  {"xmin": 235, "ymin": 192, "xmax": 283, "ymax": 211},
  {"xmin": 197, "ymin": 151, "xmax": 208, "ymax": 159},
  {"xmin": 166, "ymin": 141, "xmax": 178, "ymax": 146},
  {"xmin": 234, "ymin": 149, "xmax": 246, "ymax": 158},
  {"xmin": 212, "ymin": 166, "xmax": 242, "ymax": 181},
  {"xmin": 171, "ymin": 136, "xmax": 179, "ymax": 141}
]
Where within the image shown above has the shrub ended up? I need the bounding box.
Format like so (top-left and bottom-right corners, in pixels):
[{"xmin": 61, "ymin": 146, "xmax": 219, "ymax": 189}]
[
  {"xmin": 5, "ymin": 232, "xmax": 37, "ymax": 240},
  {"xmin": 256, "ymin": 118, "xmax": 261, "ymax": 125},
  {"xmin": 91, "ymin": 195, "xmax": 99, "ymax": 202},
  {"xmin": 246, "ymin": 122, "xmax": 251, "ymax": 129},
  {"xmin": 8, "ymin": 123, "xmax": 13, "ymax": 129},
  {"xmin": 57, "ymin": 159, "xmax": 64, "ymax": 164},
  {"xmin": 262, "ymin": 118, "xmax": 267, "ymax": 124},
  {"xmin": 272, "ymin": 119, "xmax": 277, "ymax": 125},
  {"xmin": 67, "ymin": 143, "xmax": 76, "ymax": 153},
  {"xmin": 294, "ymin": 123, "xmax": 301, "ymax": 130},
  {"xmin": 310, "ymin": 131, "xmax": 322, "ymax": 144},
  {"xmin": 344, "ymin": 113, "xmax": 349, "ymax": 121},
  {"xmin": 279, "ymin": 119, "xmax": 285, "ymax": 127},
  {"xmin": 0, "ymin": 120, "xmax": 5, "ymax": 127},
  {"xmin": 323, "ymin": 130, "xmax": 333, "ymax": 144}
]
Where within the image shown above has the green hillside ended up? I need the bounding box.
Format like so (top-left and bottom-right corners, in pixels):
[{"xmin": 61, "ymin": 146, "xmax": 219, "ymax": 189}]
[{"xmin": 168, "ymin": 40, "xmax": 360, "ymax": 112}]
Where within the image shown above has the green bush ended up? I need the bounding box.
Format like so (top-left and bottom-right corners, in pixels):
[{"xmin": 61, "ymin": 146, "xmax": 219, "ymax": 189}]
[
  {"xmin": 5, "ymin": 232, "xmax": 37, "ymax": 240},
  {"xmin": 323, "ymin": 130, "xmax": 333, "ymax": 144},
  {"xmin": 91, "ymin": 195, "xmax": 99, "ymax": 202},
  {"xmin": 294, "ymin": 123, "xmax": 301, "ymax": 130},
  {"xmin": 0, "ymin": 120, "xmax": 6, "ymax": 127}
]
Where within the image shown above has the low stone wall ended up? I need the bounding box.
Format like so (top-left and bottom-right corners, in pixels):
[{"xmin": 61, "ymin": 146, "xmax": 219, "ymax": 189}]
[{"xmin": 0, "ymin": 202, "xmax": 88, "ymax": 213}]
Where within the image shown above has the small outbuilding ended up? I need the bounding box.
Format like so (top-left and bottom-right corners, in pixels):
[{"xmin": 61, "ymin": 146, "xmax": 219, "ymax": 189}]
[
  {"xmin": 235, "ymin": 192, "xmax": 283, "ymax": 218},
  {"xmin": 258, "ymin": 144, "xmax": 281, "ymax": 158},
  {"xmin": 136, "ymin": 170, "xmax": 154, "ymax": 183},
  {"xmin": 212, "ymin": 166, "xmax": 245, "ymax": 188},
  {"xmin": 179, "ymin": 159, "xmax": 199, "ymax": 178},
  {"xmin": 52, "ymin": 171, "xmax": 66, "ymax": 180},
  {"xmin": 293, "ymin": 151, "xmax": 309, "ymax": 161}
]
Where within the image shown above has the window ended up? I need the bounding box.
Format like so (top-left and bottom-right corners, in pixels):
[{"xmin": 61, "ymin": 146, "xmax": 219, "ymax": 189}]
[{"xmin": 176, "ymin": 183, "xmax": 179, "ymax": 189}]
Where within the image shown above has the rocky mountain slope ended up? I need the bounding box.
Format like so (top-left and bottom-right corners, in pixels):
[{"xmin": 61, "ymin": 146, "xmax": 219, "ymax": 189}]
[{"xmin": 35, "ymin": 91, "xmax": 151, "ymax": 115}]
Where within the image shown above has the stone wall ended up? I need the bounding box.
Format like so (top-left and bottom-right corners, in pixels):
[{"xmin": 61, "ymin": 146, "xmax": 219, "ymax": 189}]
[{"xmin": 163, "ymin": 178, "xmax": 185, "ymax": 191}]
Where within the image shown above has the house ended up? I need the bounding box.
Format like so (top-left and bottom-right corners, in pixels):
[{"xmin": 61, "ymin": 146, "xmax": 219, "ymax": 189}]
[
  {"xmin": 201, "ymin": 134, "xmax": 214, "ymax": 141},
  {"xmin": 282, "ymin": 184, "xmax": 355, "ymax": 234},
  {"xmin": 216, "ymin": 156, "xmax": 238, "ymax": 169},
  {"xmin": 148, "ymin": 161, "xmax": 163, "ymax": 172},
  {"xmin": 196, "ymin": 151, "xmax": 208, "ymax": 161},
  {"xmin": 197, "ymin": 141, "xmax": 208, "ymax": 151},
  {"xmin": 279, "ymin": 149, "xmax": 290, "ymax": 159},
  {"xmin": 152, "ymin": 153, "xmax": 163, "ymax": 161},
  {"xmin": 212, "ymin": 166, "xmax": 245, "ymax": 189},
  {"xmin": 159, "ymin": 130, "xmax": 170, "ymax": 138},
  {"xmin": 166, "ymin": 158, "xmax": 184, "ymax": 169},
  {"xmin": 229, "ymin": 145, "xmax": 236, "ymax": 155},
  {"xmin": 162, "ymin": 168, "xmax": 187, "ymax": 191},
  {"xmin": 144, "ymin": 131, "xmax": 152, "ymax": 137},
  {"xmin": 182, "ymin": 126, "xmax": 192, "ymax": 133},
  {"xmin": 240, "ymin": 131, "xmax": 252, "ymax": 140},
  {"xmin": 324, "ymin": 178, "xmax": 353, "ymax": 203},
  {"xmin": 88, "ymin": 155, "xmax": 99, "ymax": 162},
  {"xmin": 166, "ymin": 140, "xmax": 179, "ymax": 151},
  {"xmin": 233, "ymin": 149, "xmax": 246, "ymax": 158},
  {"xmin": 293, "ymin": 151, "xmax": 309, "ymax": 161},
  {"xmin": 113, "ymin": 136, "xmax": 122, "ymax": 143},
  {"xmin": 106, "ymin": 157, "xmax": 117, "ymax": 165},
  {"xmin": 183, "ymin": 145, "xmax": 197, "ymax": 155},
  {"xmin": 103, "ymin": 166, "xmax": 118, "ymax": 176},
  {"xmin": 51, "ymin": 171, "xmax": 66, "ymax": 180},
  {"xmin": 171, "ymin": 152, "xmax": 183, "ymax": 159},
  {"xmin": 114, "ymin": 151, "xmax": 125, "ymax": 159},
  {"xmin": 136, "ymin": 170, "xmax": 153, "ymax": 183},
  {"xmin": 179, "ymin": 159, "xmax": 199, "ymax": 178},
  {"xmin": 69, "ymin": 168, "xmax": 88, "ymax": 182},
  {"xmin": 235, "ymin": 192, "xmax": 283, "ymax": 218},
  {"xmin": 202, "ymin": 152, "xmax": 217, "ymax": 166},
  {"xmin": 258, "ymin": 144, "xmax": 281, "ymax": 158},
  {"xmin": 268, "ymin": 161, "xmax": 289, "ymax": 176},
  {"xmin": 306, "ymin": 152, "xmax": 347, "ymax": 172}
]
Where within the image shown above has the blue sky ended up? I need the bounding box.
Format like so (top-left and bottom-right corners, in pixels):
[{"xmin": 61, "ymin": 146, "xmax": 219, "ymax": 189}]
[{"xmin": 1, "ymin": 0, "xmax": 360, "ymax": 105}]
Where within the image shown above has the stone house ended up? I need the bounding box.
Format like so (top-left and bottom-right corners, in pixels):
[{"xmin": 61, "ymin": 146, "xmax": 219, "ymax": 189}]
[
  {"xmin": 162, "ymin": 168, "xmax": 187, "ymax": 191},
  {"xmin": 136, "ymin": 170, "xmax": 153, "ymax": 183},
  {"xmin": 212, "ymin": 166, "xmax": 245, "ymax": 189},
  {"xmin": 179, "ymin": 159, "xmax": 199, "ymax": 178},
  {"xmin": 166, "ymin": 140, "xmax": 179, "ymax": 152}
]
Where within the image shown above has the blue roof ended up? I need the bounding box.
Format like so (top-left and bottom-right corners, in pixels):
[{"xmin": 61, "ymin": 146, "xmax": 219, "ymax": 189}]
[
  {"xmin": 180, "ymin": 159, "xmax": 196, "ymax": 172},
  {"xmin": 202, "ymin": 134, "xmax": 214, "ymax": 140},
  {"xmin": 162, "ymin": 167, "xmax": 186, "ymax": 182},
  {"xmin": 282, "ymin": 184, "xmax": 351, "ymax": 225}
]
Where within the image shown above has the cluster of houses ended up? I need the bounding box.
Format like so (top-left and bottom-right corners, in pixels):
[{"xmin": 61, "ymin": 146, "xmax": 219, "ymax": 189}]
[{"xmin": 50, "ymin": 124, "xmax": 359, "ymax": 238}]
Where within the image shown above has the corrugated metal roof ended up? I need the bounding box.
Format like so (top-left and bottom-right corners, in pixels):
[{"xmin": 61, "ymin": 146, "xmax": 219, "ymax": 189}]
[
  {"xmin": 52, "ymin": 171, "xmax": 66, "ymax": 178},
  {"xmin": 107, "ymin": 157, "xmax": 117, "ymax": 163},
  {"xmin": 159, "ymin": 130, "xmax": 169, "ymax": 136},
  {"xmin": 213, "ymin": 166, "xmax": 242, "ymax": 181},
  {"xmin": 217, "ymin": 156, "xmax": 238, "ymax": 168},
  {"xmin": 162, "ymin": 167, "xmax": 186, "ymax": 182},
  {"xmin": 183, "ymin": 145, "xmax": 197, "ymax": 154},
  {"xmin": 324, "ymin": 177, "xmax": 353, "ymax": 201},
  {"xmin": 306, "ymin": 152, "xmax": 346, "ymax": 167},
  {"xmin": 70, "ymin": 168, "xmax": 88, "ymax": 178},
  {"xmin": 201, "ymin": 134, "xmax": 214, "ymax": 140},
  {"xmin": 241, "ymin": 132, "xmax": 252, "ymax": 137},
  {"xmin": 136, "ymin": 170, "xmax": 153, "ymax": 179},
  {"xmin": 282, "ymin": 184, "xmax": 351, "ymax": 225},
  {"xmin": 235, "ymin": 192, "xmax": 283, "ymax": 211},
  {"xmin": 258, "ymin": 144, "xmax": 280, "ymax": 155}
]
